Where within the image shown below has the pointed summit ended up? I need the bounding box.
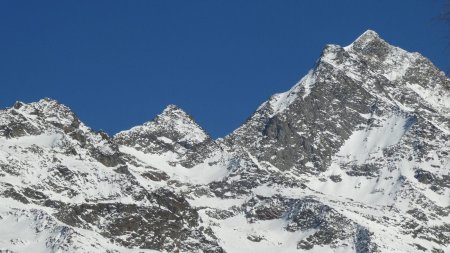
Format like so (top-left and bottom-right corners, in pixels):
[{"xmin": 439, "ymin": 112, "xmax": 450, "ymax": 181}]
[
  {"xmin": 161, "ymin": 104, "xmax": 182, "ymax": 113},
  {"xmin": 349, "ymin": 30, "xmax": 385, "ymax": 47},
  {"xmin": 346, "ymin": 29, "xmax": 391, "ymax": 58},
  {"xmin": 115, "ymin": 104, "xmax": 220, "ymax": 168},
  {"xmin": 115, "ymin": 104, "xmax": 210, "ymax": 151},
  {"xmin": 354, "ymin": 29, "xmax": 381, "ymax": 43},
  {"xmin": 348, "ymin": 30, "xmax": 386, "ymax": 47},
  {"xmin": 0, "ymin": 98, "xmax": 83, "ymax": 138},
  {"xmin": 226, "ymin": 27, "xmax": 450, "ymax": 173},
  {"xmin": 151, "ymin": 105, "xmax": 208, "ymax": 140},
  {"xmin": 157, "ymin": 104, "xmax": 193, "ymax": 122}
]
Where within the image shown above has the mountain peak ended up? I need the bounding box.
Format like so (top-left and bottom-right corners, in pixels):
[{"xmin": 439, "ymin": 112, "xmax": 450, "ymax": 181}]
[
  {"xmin": 27, "ymin": 97, "xmax": 62, "ymax": 109},
  {"xmin": 115, "ymin": 104, "xmax": 210, "ymax": 149},
  {"xmin": 345, "ymin": 29, "xmax": 391, "ymax": 57},
  {"xmin": 153, "ymin": 104, "xmax": 203, "ymax": 130},
  {"xmin": 0, "ymin": 98, "xmax": 82, "ymax": 138},
  {"xmin": 355, "ymin": 29, "xmax": 380, "ymax": 41},
  {"xmin": 162, "ymin": 104, "xmax": 182, "ymax": 112},
  {"xmin": 18, "ymin": 98, "xmax": 72, "ymax": 116},
  {"xmin": 152, "ymin": 105, "xmax": 209, "ymax": 143},
  {"xmin": 350, "ymin": 30, "xmax": 384, "ymax": 46},
  {"xmin": 158, "ymin": 104, "xmax": 190, "ymax": 120}
]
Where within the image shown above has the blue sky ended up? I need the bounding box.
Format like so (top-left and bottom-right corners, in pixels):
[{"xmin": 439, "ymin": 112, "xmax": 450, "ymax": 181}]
[{"xmin": 0, "ymin": 1, "xmax": 448, "ymax": 138}]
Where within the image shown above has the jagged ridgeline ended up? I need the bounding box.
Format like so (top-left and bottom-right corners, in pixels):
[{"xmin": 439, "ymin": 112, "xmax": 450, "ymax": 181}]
[{"xmin": 0, "ymin": 30, "xmax": 449, "ymax": 253}]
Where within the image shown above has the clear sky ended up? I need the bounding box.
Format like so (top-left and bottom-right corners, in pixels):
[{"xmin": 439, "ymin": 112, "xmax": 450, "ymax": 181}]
[{"xmin": 1, "ymin": 1, "xmax": 448, "ymax": 138}]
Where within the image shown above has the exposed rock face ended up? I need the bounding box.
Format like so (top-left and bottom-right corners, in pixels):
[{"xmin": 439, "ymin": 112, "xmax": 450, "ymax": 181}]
[
  {"xmin": 225, "ymin": 30, "xmax": 449, "ymax": 175},
  {"xmin": 0, "ymin": 30, "xmax": 449, "ymax": 253}
]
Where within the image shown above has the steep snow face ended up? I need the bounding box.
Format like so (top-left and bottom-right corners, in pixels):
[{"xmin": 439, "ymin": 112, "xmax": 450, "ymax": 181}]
[
  {"xmin": 337, "ymin": 112, "xmax": 414, "ymax": 164},
  {"xmin": 0, "ymin": 30, "xmax": 450, "ymax": 253},
  {"xmin": 0, "ymin": 133, "xmax": 139, "ymax": 203}
]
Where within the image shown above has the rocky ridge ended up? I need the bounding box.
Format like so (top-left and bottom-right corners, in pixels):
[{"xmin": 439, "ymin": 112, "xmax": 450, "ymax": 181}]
[{"xmin": 0, "ymin": 30, "xmax": 449, "ymax": 253}]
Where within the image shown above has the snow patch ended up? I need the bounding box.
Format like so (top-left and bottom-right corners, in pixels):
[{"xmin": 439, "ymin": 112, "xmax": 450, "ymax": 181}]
[
  {"xmin": 205, "ymin": 213, "xmax": 318, "ymax": 253},
  {"xmin": 119, "ymin": 146, "xmax": 229, "ymax": 184},
  {"xmin": 157, "ymin": 136, "xmax": 173, "ymax": 144},
  {"xmin": 3, "ymin": 133, "xmax": 63, "ymax": 148},
  {"xmin": 337, "ymin": 113, "xmax": 412, "ymax": 164}
]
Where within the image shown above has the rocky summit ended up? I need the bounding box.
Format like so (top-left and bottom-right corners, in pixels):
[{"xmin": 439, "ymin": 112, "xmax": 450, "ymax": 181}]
[{"xmin": 0, "ymin": 30, "xmax": 449, "ymax": 253}]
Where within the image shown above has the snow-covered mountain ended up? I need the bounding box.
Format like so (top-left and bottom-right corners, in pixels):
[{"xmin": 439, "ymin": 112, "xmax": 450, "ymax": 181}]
[{"xmin": 0, "ymin": 30, "xmax": 449, "ymax": 253}]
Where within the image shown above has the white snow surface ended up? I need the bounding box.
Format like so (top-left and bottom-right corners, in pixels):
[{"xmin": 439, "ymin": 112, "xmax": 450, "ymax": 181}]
[
  {"xmin": 120, "ymin": 145, "xmax": 229, "ymax": 185},
  {"xmin": 337, "ymin": 113, "xmax": 410, "ymax": 164},
  {"xmin": 0, "ymin": 200, "xmax": 160, "ymax": 253}
]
